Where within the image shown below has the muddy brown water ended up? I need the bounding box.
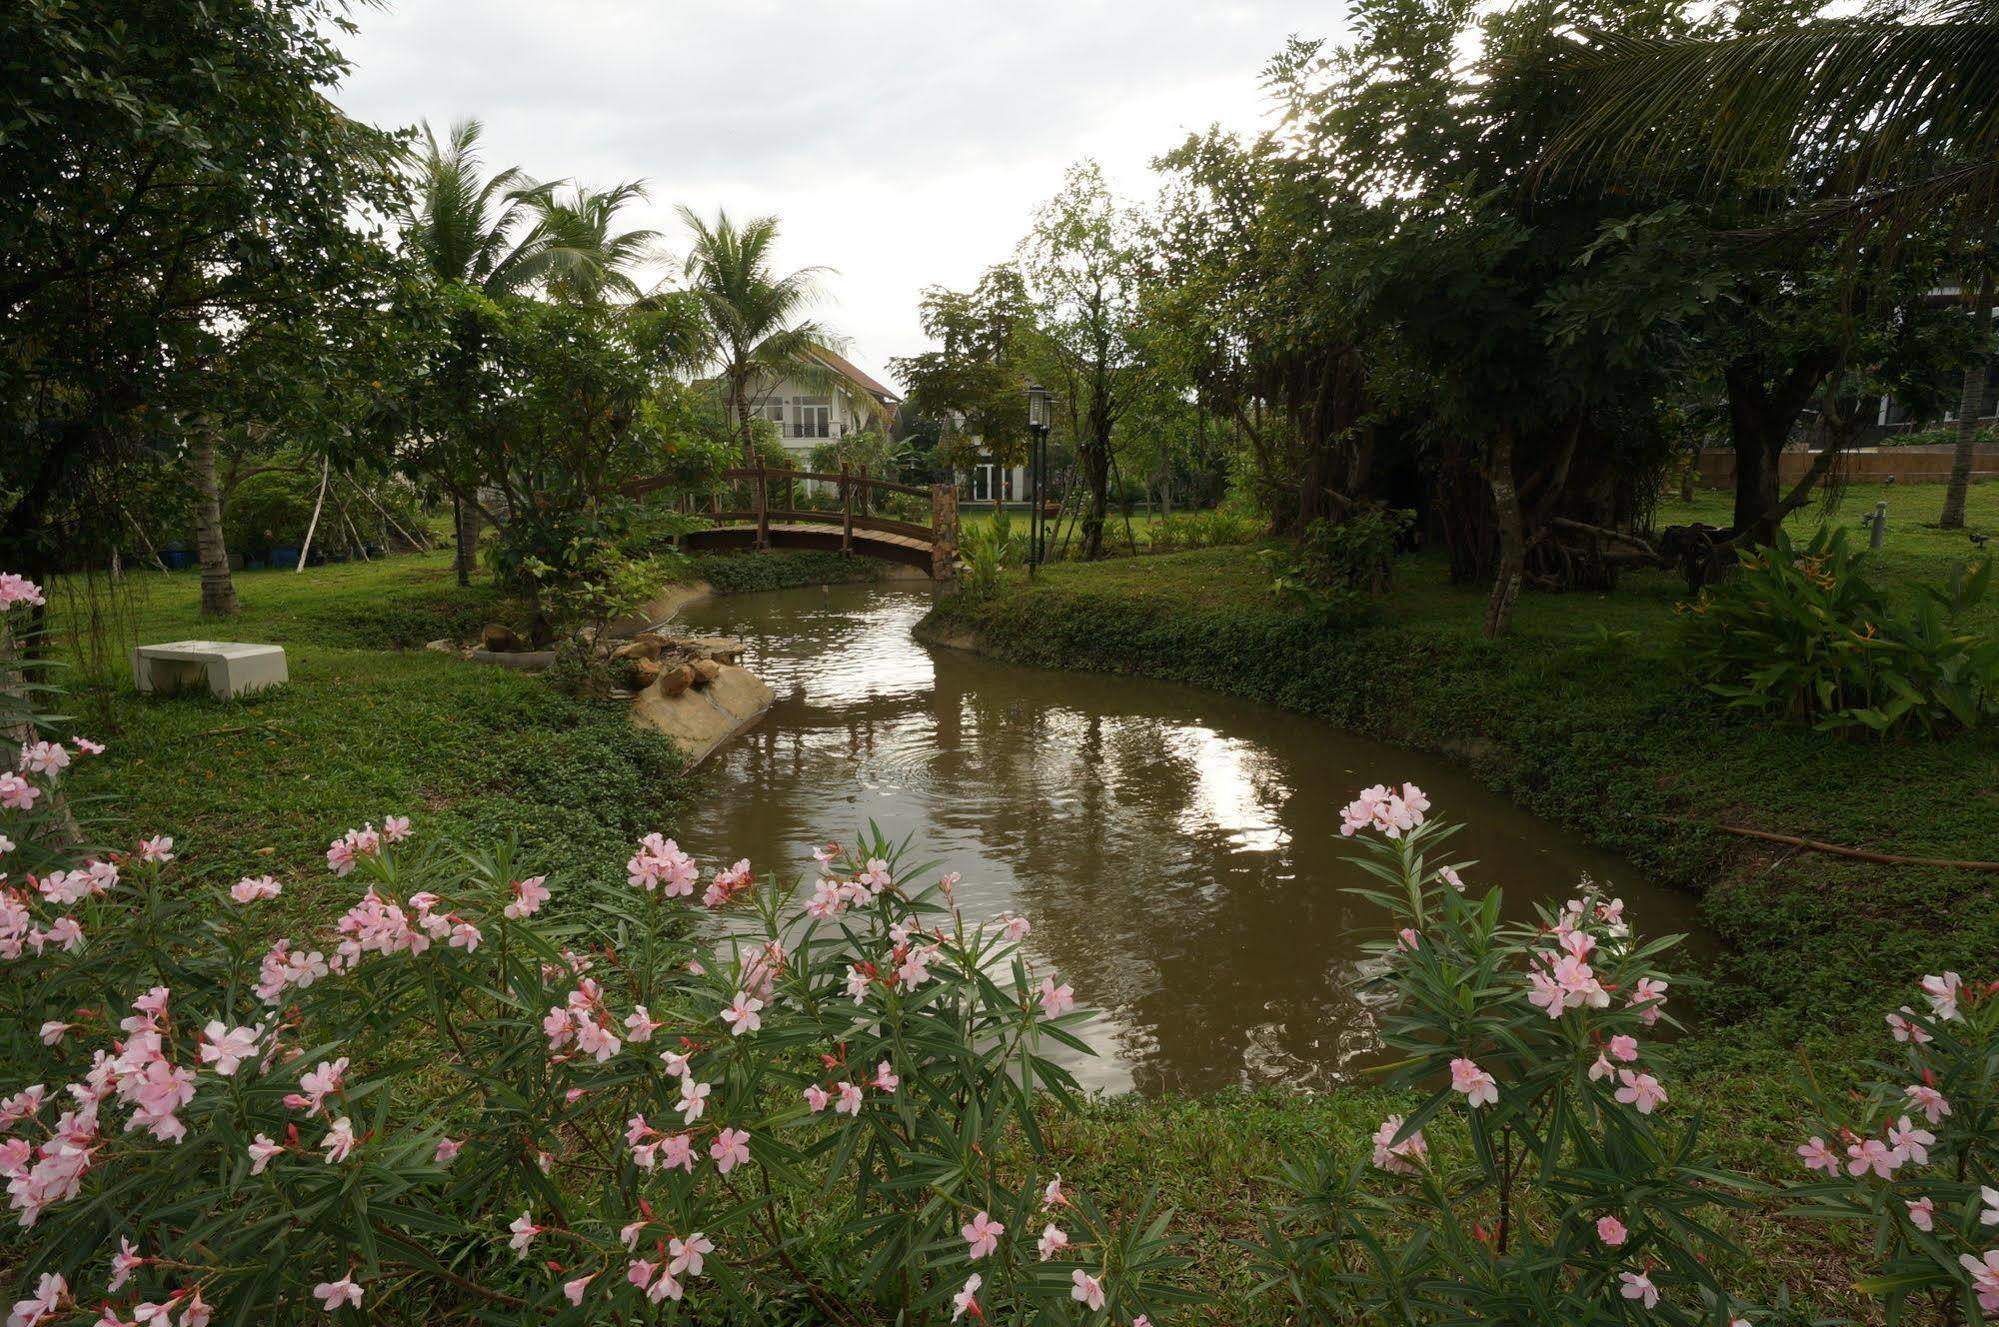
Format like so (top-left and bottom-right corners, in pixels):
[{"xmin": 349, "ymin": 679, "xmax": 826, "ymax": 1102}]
[{"xmin": 672, "ymin": 583, "xmax": 1706, "ymax": 1096}]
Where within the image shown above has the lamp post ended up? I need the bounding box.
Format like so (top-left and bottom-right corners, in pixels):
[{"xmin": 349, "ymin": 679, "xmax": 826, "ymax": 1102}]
[{"xmin": 1027, "ymin": 384, "xmax": 1051, "ymax": 576}]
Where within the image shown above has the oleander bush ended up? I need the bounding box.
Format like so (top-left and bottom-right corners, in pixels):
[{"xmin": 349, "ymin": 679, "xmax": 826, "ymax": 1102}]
[{"xmin": 0, "ymin": 573, "xmax": 1185, "ymax": 1326}]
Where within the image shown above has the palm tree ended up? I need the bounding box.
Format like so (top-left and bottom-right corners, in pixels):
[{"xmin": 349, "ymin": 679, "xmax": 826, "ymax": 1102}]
[
  {"xmin": 398, "ymin": 121, "xmax": 659, "ymax": 579},
  {"xmin": 535, "ymin": 182, "xmax": 661, "ymax": 305},
  {"xmin": 1543, "ymin": 0, "xmax": 1999, "ymax": 221},
  {"xmin": 403, "ymin": 119, "xmax": 558, "ymax": 296},
  {"xmin": 676, "ymin": 207, "xmax": 847, "ymax": 464}
]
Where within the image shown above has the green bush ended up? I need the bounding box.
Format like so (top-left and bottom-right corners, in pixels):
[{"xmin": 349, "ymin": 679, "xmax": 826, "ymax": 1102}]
[
  {"xmin": 1257, "ymin": 509, "xmax": 1411, "ymax": 618},
  {"xmin": 1150, "ymin": 508, "xmax": 1264, "ymax": 552},
  {"xmin": 1679, "ymin": 525, "xmax": 1999, "ymax": 737},
  {"xmin": 689, "ymin": 550, "xmax": 884, "ymax": 595}
]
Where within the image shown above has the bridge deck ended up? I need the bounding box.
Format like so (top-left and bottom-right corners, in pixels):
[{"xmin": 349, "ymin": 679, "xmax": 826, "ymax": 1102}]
[{"xmin": 682, "ymin": 522, "xmax": 942, "ymax": 575}]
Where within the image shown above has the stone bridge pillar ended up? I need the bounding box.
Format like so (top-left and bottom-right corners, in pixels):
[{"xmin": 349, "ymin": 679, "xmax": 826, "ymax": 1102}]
[{"xmin": 930, "ymin": 484, "xmax": 958, "ymax": 584}]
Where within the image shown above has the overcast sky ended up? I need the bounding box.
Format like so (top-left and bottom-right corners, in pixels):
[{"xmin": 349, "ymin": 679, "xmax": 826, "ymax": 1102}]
[{"xmin": 333, "ymin": 0, "xmax": 1345, "ymax": 390}]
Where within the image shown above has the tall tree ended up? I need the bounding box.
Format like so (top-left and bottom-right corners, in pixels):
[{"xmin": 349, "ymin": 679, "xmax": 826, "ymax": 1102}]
[
  {"xmin": 1020, "ymin": 162, "xmax": 1152, "ymax": 559},
  {"xmin": 676, "ymin": 209, "xmax": 843, "ymax": 465},
  {"xmin": 1, "ymin": 0, "xmax": 400, "ymax": 603},
  {"xmin": 890, "ymin": 266, "xmax": 1038, "ymax": 511}
]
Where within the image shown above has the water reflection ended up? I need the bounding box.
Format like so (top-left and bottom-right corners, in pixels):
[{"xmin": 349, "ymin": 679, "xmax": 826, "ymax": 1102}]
[{"xmin": 674, "ymin": 584, "xmax": 1703, "ymax": 1096}]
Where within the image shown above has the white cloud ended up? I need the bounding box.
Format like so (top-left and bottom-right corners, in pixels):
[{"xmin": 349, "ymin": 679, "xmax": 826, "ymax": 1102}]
[{"xmin": 335, "ymin": 0, "xmax": 1348, "ymax": 388}]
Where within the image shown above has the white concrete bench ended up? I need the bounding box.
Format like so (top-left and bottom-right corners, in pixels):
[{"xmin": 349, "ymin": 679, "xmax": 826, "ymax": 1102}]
[{"xmin": 131, "ymin": 641, "xmax": 288, "ymax": 699}]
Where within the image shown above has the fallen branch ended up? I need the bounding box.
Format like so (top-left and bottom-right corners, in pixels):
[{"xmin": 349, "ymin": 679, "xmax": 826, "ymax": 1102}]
[
  {"xmin": 1551, "ymin": 517, "xmax": 1660, "ymax": 561},
  {"xmin": 1661, "ymin": 817, "xmax": 1999, "ymax": 872}
]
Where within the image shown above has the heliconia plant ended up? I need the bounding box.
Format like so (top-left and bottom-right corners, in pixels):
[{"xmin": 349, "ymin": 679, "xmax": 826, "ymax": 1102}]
[
  {"xmin": 1251, "ymin": 784, "xmax": 1772, "ymax": 1325},
  {"xmin": 0, "ymin": 574, "xmax": 1186, "ymax": 1325}
]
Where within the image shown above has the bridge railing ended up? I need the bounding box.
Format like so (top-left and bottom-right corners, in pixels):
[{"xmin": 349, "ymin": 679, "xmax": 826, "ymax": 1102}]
[{"xmin": 625, "ymin": 465, "xmax": 959, "ymax": 579}]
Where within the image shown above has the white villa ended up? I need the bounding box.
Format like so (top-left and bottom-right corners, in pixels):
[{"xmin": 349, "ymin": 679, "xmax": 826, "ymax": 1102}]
[
  {"xmin": 940, "ymin": 410, "xmax": 1030, "ymax": 506},
  {"xmin": 751, "ymin": 347, "xmax": 901, "ymax": 465}
]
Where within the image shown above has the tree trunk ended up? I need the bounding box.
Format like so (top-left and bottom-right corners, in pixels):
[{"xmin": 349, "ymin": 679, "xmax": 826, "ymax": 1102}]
[
  {"xmin": 1483, "ymin": 430, "xmax": 1525, "ymax": 639},
  {"xmin": 190, "ymin": 431, "xmax": 237, "ymax": 617},
  {"xmin": 453, "ymin": 495, "xmax": 477, "ymax": 586},
  {"xmin": 734, "ymin": 375, "xmax": 757, "ymax": 468},
  {"xmin": 1942, "ymin": 275, "xmax": 1993, "ymax": 530},
  {"xmin": 1679, "ymin": 442, "xmax": 1701, "ymax": 503}
]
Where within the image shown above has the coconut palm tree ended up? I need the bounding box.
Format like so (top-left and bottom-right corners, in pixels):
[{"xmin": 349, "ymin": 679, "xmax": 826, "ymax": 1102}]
[
  {"xmin": 535, "ymin": 181, "xmax": 661, "ymax": 305},
  {"xmin": 676, "ymin": 207, "xmax": 849, "ymax": 464},
  {"xmin": 403, "ymin": 119, "xmax": 558, "ymax": 296},
  {"xmin": 1543, "ymin": 0, "xmax": 1998, "ymax": 223}
]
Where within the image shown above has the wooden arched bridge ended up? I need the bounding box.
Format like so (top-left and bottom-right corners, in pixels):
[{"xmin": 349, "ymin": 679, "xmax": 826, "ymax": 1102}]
[{"xmin": 624, "ymin": 467, "xmax": 960, "ymax": 581}]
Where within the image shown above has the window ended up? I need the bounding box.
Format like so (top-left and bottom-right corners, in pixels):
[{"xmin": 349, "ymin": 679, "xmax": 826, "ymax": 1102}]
[
  {"xmin": 766, "ymin": 403, "xmax": 786, "ymax": 434},
  {"xmin": 792, "ymin": 401, "xmax": 830, "ymax": 439}
]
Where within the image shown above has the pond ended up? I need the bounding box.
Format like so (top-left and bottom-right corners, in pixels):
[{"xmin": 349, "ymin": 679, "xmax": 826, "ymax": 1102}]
[{"xmin": 672, "ymin": 583, "xmax": 1705, "ymax": 1096}]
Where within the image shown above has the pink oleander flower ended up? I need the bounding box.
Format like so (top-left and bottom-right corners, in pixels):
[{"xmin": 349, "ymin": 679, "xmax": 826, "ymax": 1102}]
[
  {"xmin": 1960, "ymin": 1250, "xmax": 1999, "ymax": 1313},
  {"xmin": 293, "ymin": 1057, "xmax": 348, "ymax": 1114},
  {"xmin": 1608, "ymin": 1034, "xmax": 1640, "ymax": 1062},
  {"xmin": 1982, "ymin": 1186, "xmax": 1999, "ymax": 1226},
  {"xmin": 719, "ymin": 991, "xmax": 763, "ymax": 1037},
  {"xmin": 179, "ymin": 1290, "xmax": 212, "ymax": 1327},
  {"xmin": 1909, "ymin": 1196, "xmax": 1936, "ymax": 1231},
  {"xmin": 626, "ymin": 833, "xmax": 697, "ymax": 896},
  {"xmin": 1038, "ymin": 1223, "xmax": 1069, "ymax": 1259},
  {"xmin": 1596, "ymin": 1215, "xmax": 1628, "ymax": 1246},
  {"xmin": 872, "ymin": 1060, "xmax": 899, "ymax": 1093},
  {"xmin": 311, "ymin": 1276, "xmax": 363, "ymax": 1312},
  {"xmin": 562, "ymin": 1274, "xmax": 594, "ymax": 1306},
  {"xmin": 504, "ymin": 875, "xmax": 549, "ymax": 920},
  {"xmin": 1449, "ymin": 1057, "xmax": 1497, "ymax": 1108},
  {"xmin": 834, "ymin": 1081, "xmax": 864, "ymax": 1116},
  {"xmin": 1628, "ymin": 977, "xmax": 1668, "ymax": 1025},
  {"xmin": 138, "ymin": 836, "xmax": 174, "ymax": 864},
  {"xmin": 198, "ymin": 1022, "xmax": 260, "ymax": 1076},
  {"xmin": 321, "ymin": 1117, "xmax": 358, "ymax": 1164},
  {"xmin": 7, "ymin": 1273, "xmax": 63, "ymax": 1327},
  {"xmin": 382, "ymin": 815, "xmax": 412, "ymax": 843},
  {"xmin": 1920, "ymin": 972, "xmax": 1963, "ymax": 1022},
  {"xmin": 858, "ymin": 857, "xmax": 892, "ymax": 893},
  {"xmin": 1889, "ymin": 1116, "xmax": 1935, "ymax": 1166},
  {"xmin": 247, "ymin": 1134, "xmax": 283, "ymax": 1175},
  {"xmin": 1070, "ymin": 1269, "xmax": 1106, "ymax": 1312},
  {"xmin": 951, "ymin": 1273, "xmax": 982, "ymax": 1321},
  {"xmin": 1905, "ymin": 1083, "xmax": 1952, "ymax": 1125},
  {"xmin": 1440, "ymin": 865, "xmax": 1465, "ymax": 891},
  {"xmin": 1003, "ymin": 915, "xmax": 1031, "ymax": 942},
  {"xmin": 1371, "ymin": 1115, "xmax": 1427, "ymax": 1174},
  {"xmin": 17, "ymin": 741, "xmax": 68, "ymax": 776},
  {"xmin": 701, "ymin": 858, "xmax": 754, "ymax": 908},
  {"xmin": 710, "ymin": 1126, "xmax": 750, "ymax": 1173},
  {"xmin": 1614, "ymin": 1069, "xmax": 1667, "ymax": 1115},
  {"xmin": 1887, "ymin": 1007, "xmax": 1933, "ymax": 1044},
  {"xmin": 812, "ymin": 841, "xmax": 841, "ymax": 867},
  {"xmin": 1618, "ymin": 1270, "xmax": 1659, "ymax": 1308},
  {"xmin": 962, "ymin": 1210, "xmax": 1004, "ymax": 1259},
  {"xmin": 108, "ymin": 1236, "xmax": 145, "ymax": 1292},
  {"xmin": 434, "ymin": 1136, "xmax": 461, "ymax": 1165},
  {"xmin": 1039, "ymin": 977, "xmax": 1075, "ymax": 1018},
  {"xmin": 803, "ymin": 1084, "xmax": 829, "ymax": 1113},
  {"xmin": 36, "ymin": 1021, "xmax": 69, "ymax": 1047},
  {"xmin": 1798, "ymin": 1136, "xmax": 1841, "ymax": 1175},
  {"xmin": 0, "ymin": 773, "xmax": 40, "ymax": 811},
  {"xmin": 1044, "ymin": 1176, "xmax": 1067, "ymax": 1209},
  {"xmin": 0, "ymin": 573, "xmax": 45, "ymax": 608},
  {"xmin": 70, "ymin": 737, "xmax": 105, "ymax": 755},
  {"xmin": 1846, "ymin": 1137, "xmax": 1900, "ymax": 1180},
  {"xmin": 508, "ymin": 1211, "xmax": 541, "ymax": 1256},
  {"xmin": 230, "ymin": 875, "xmax": 281, "ymax": 903},
  {"xmin": 658, "ymin": 1133, "xmax": 695, "ymax": 1173},
  {"xmin": 668, "ymin": 1232, "xmax": 712, "ymax": 1279},
  {"xmin": 677, "ymin": 1078, "xmax": 711, "ymax": 1124}
]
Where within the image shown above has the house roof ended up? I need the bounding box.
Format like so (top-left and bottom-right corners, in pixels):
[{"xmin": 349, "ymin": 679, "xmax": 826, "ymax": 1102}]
[{"xmin": 806, "ymin": 345, "xmax": 901, "ymax": 405}]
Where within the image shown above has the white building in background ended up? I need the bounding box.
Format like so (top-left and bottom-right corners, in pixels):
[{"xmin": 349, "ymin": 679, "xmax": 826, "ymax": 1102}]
[
  {"xmin": 940, "ymin": 410, "xmax": 1029, "ymax": 506},
  {"xmin": 749, "ymin": 347, "xmax": 901, "ymax": 465}
]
